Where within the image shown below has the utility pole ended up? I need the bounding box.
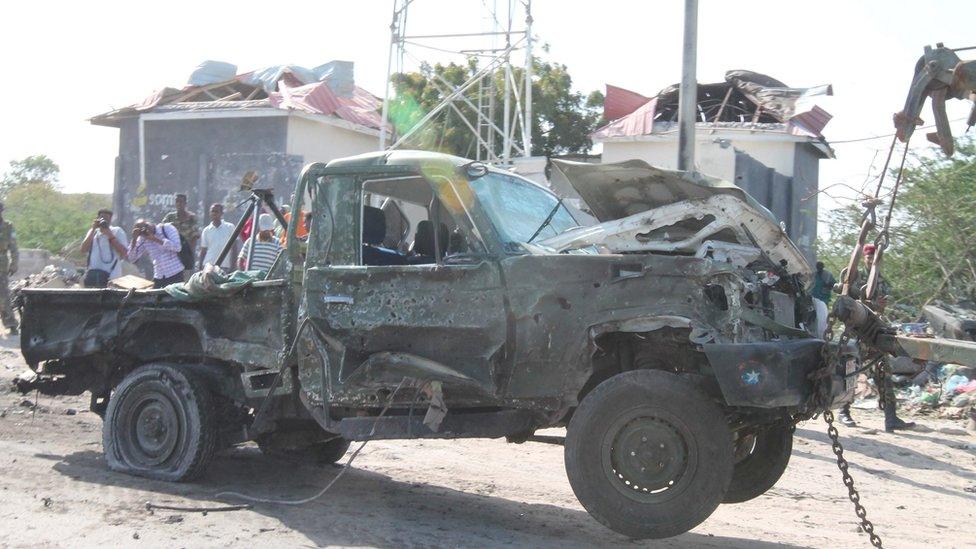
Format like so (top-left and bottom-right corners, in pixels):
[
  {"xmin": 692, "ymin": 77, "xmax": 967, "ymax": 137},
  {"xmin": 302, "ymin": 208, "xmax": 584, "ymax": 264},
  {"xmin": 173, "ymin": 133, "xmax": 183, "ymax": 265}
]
[{"xmin": 677, "ymin": 0, "xmax": 698, "ymax": 172}]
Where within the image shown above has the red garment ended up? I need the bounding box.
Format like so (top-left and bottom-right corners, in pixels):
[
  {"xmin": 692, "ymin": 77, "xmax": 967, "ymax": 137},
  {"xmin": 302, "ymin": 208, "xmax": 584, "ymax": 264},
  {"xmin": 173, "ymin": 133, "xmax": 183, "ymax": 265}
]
[{"xmin": 241, "ymin": 216, "xmax": 254, "ymax": 241}]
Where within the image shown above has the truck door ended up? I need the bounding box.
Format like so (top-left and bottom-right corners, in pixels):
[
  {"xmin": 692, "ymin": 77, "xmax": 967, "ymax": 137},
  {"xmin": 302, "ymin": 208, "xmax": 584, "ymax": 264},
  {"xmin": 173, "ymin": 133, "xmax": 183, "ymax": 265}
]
[{"xmin": 302, "ymin": 174, "xmax": 508, "ymax": 399}]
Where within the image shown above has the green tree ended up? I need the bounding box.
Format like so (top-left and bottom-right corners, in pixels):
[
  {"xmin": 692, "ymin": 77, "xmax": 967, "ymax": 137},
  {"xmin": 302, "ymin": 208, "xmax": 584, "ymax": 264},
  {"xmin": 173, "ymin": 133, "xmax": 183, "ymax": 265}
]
[
  {"xmin": 5, "ymin": 182, "xmax": 111, "ymax": 255},
  {"xmin": 817, "ymin": 138, "xmax": 976, "ymax": 319},
  {"xmin": 389, "ymin": 57, "xmax": 603, "ymax": 158},
  {"xmin": 1, "ymin": 155, "xmax": 60, "ymax": 197}
]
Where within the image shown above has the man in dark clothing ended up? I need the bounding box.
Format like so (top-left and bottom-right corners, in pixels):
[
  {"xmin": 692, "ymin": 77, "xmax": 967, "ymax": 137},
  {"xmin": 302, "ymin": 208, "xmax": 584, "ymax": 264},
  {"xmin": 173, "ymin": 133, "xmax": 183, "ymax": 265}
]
[
  {"xmin": 812, "ymin": 261, "xmax": 836, "ymax": 305},
  {"xmin": 162, "ymin": 193, "xmax": 199, "ymax": 277},
  {"xmin": 838, "ymin": 243, "xmax": 915, "ymax": 432}
]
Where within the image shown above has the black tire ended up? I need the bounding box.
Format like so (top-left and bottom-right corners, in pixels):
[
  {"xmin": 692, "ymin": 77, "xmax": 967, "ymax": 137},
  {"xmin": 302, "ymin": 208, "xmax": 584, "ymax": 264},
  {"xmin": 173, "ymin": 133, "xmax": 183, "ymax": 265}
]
[
  {"xmin": 102, "ymin": 363, "xmax": 217, "ymax": 482},
  {"xmin": 723, "ymin": 422, "xmax": 793, "ymax": 503},
  {"xmin": 257, "ymin": 433, "xmax": 351, "ymax": 465},
  {"xmin": 565, "ymin": 370, "xmax": 733, "ymax": 539}
]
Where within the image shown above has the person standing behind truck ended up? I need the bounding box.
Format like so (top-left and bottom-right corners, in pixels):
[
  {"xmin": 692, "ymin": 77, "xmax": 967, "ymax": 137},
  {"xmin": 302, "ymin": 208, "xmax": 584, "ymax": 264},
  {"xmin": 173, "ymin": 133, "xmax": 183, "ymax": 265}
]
[
  {"xmin": 162, "ymin": 193, "xmax": 199, "ymax": 278},
  {"xmin": 837, "ymin": 243, "xmax": 915, "ymax": 432},
  {"xmin": 811, "ymin": 261, "xmax": 836, "ymax": 305},
  {"xmin": 0, "ymin": 202, "xmax": 18, "ymax": 335},
  {"xmin": 128, "ymin": 219, "xmax": 184, "ymax": 289},
  {"xmin": 238, "ymin": 214, "xmax": 281, "ymax": 272},
  {"xmin": 198, "ymin": 203, "xmax": 237, "ymax": 271},
  {"xmin": 80, "ymin": 209, "xmax": 129, "ymax": 288}
]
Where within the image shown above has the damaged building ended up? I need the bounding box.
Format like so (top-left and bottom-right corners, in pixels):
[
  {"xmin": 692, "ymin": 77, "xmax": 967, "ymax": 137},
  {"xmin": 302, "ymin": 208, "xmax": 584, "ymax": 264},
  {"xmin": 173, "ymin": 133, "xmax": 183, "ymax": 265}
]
[
  {"xmin": 580, "ymin": 71, "xmax": 835, "ymax": 262},
  {"xmin": 91, "ymin": 61, "xmax": 386, "ymax": 228}
]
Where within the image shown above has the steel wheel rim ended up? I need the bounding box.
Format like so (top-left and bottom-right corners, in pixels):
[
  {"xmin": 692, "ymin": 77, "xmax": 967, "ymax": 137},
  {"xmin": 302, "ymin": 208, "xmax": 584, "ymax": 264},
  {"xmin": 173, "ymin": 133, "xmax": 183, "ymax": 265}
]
[
  {"xmin": 118, "ymin": 387, "xmax": 187, "ymax": 469},
  {"xmin": 603, "ymin": 412, "xmax": 690, "ymax": 503}
]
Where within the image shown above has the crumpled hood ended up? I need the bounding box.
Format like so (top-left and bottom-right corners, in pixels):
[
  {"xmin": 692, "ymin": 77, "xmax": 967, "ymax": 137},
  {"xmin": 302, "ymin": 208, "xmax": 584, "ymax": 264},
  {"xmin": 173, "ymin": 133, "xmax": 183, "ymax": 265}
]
[{"xmin": 540, "ymin": 159, "xmax": 813, "ymax": 281}]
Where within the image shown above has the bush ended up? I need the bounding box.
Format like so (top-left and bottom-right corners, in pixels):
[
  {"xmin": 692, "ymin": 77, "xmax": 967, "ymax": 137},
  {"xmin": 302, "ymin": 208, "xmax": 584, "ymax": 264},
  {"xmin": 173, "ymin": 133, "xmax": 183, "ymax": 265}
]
[{"xmin": 5, "ymin": 182, "xmax": 111, "ymax": 256}]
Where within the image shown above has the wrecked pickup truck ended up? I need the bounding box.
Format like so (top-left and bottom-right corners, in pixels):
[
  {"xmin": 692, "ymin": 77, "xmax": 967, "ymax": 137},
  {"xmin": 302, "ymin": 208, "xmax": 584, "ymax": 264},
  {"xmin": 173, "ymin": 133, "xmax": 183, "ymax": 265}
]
[{"xmin": 18, "ymin": 151, "xmax": 848, "ymax": 539}]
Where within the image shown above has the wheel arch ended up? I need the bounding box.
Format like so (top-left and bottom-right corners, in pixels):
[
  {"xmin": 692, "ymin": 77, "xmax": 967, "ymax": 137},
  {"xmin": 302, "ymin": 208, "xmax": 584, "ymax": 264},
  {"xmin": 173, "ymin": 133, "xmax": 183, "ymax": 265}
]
[{"xmin": 577, "ymin": 315, "xmax": 717, "ymax": 405}]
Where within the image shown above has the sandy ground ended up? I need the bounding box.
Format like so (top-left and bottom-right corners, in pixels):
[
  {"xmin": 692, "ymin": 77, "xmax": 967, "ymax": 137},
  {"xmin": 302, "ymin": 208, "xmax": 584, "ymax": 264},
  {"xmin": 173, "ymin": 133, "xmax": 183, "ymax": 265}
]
[{"xmin": 1, "ymin": 336, "xmax": 974, "ymax": 549}]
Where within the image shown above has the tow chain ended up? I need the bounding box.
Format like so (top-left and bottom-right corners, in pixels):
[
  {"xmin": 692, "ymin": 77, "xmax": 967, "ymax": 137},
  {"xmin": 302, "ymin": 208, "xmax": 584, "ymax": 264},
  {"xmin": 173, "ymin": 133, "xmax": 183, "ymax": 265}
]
[
  {"xmin": 823, "ymin": 409, "xmax": 883, "ymax": 548},
  {"xmin": 813, "ymin": 318, "xmax": 884, "ymax": 548}
]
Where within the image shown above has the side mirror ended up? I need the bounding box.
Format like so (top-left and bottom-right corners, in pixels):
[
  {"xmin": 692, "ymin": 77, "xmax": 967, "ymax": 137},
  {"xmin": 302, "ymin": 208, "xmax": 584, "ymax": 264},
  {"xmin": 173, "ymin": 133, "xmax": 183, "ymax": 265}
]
[{"xmin": 459, "ymin": 161, "xmax": 488, "ymax": 180}]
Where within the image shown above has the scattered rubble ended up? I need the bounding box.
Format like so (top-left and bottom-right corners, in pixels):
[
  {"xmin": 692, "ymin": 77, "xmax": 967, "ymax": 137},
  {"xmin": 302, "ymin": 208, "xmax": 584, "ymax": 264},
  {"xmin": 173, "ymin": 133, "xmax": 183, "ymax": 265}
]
[
  {"xmin": 924, "ymin": 301, "xmax": 976, "ymax": 341},
  {"xmin": 11, "ymin": 265, "xmax": 81, "ymax": 301}
]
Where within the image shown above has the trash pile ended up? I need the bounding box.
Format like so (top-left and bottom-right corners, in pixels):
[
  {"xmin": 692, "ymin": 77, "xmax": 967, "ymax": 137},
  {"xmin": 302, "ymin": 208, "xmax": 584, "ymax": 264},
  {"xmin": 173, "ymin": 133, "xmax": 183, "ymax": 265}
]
[
  {"xmin": 851, "ymin": 342, "xmax": 976, "ymax": 428},
  {"xmin": 899, "ymin": 363, "xmax": 976, "ymax": 420}
]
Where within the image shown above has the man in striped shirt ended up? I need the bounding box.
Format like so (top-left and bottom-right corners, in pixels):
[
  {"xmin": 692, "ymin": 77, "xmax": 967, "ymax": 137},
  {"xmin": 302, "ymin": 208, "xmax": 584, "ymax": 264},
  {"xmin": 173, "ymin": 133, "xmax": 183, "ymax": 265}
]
[
  {"xmin": 128, "ymin": 219, "xmax": 185, "ymax": 288},
  {"xmin": 238, "ymin": 214, "xmax": 282, "ymax": 273}
]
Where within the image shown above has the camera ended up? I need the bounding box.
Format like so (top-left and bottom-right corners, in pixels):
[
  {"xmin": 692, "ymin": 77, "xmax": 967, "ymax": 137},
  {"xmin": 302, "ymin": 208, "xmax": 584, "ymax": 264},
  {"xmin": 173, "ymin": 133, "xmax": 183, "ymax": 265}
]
[{"xmin": 98, "ymin": 219, "xmax": 110, "ymax": 229}]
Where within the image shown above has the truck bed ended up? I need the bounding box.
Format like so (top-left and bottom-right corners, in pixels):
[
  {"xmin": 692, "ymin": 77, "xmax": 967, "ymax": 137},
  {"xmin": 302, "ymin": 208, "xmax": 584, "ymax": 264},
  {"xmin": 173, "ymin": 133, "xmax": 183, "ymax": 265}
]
[{"xmin": 19, "ymin": 282, "xmax": 287, "ymax": 373}]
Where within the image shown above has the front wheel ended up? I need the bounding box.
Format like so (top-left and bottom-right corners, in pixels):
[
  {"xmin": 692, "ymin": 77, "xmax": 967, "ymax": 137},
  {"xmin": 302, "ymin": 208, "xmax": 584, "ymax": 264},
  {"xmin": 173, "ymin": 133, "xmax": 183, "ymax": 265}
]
[
  {"xmin": 565, "ymin": 370, "xmax": 733, "ymax": 539},
  {"xmin": 102, "ymin": 364, "xmax": 217, "ymax": 481}
]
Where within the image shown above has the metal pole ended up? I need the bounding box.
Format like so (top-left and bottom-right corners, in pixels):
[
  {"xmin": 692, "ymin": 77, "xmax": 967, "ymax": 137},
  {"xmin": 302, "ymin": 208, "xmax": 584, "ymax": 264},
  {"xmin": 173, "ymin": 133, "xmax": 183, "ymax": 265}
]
[
  {"xmin": 523, "ymin": 0, "xmax": 533, "ymax": 156},
  {"xmin": 379, "ymin": 0, "xmax": 401, "ymax": 150},
  {"xmin": 214, "ymin": 195, "xmax": 255, "ymax": 270},
  {"xmin": 677, "ymin": 0, "xmax": 698, "ymax": 172},
  {"xmin": 246, "ymin": 194, "xmax": 260, "ymax": 270},
  {"xmin": 503, "ymin": 46, "xmax": 513, "ymax": 164}
]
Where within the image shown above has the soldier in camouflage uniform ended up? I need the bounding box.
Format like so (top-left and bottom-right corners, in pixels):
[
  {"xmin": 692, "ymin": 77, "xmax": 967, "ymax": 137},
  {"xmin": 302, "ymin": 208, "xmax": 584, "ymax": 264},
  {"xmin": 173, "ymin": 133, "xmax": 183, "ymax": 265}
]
[
  {"xmin": 838, "ymin": 243, "xmax": 915, "ymax": 432},
  {"xmin": 161, "ymin": 193, "xmax": 199, "ymax": 277},
  {"xmin": 0, "ymin": 202, "xmax": 19, "ymax": 335}
]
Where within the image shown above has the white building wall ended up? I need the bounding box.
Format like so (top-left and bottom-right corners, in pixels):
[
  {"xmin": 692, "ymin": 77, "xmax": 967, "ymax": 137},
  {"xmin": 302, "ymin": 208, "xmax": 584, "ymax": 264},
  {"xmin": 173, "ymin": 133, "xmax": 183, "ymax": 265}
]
[
  {"xmin": 285, "ymin": 116, "xmax": 379, "ymax": 164},
  {"xmin": 601, "ymin": 134, "xmax": 798, "ymax": 181}
]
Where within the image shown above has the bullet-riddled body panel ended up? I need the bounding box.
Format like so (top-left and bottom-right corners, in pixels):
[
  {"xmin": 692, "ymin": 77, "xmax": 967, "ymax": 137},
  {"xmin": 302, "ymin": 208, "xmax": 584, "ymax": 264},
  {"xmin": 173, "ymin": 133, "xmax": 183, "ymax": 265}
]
[
  {"xmin": 303, "ymin": 262, "xmax": 508, "ymax": 404},
  {"xmin": 500, "ymin": 253, "xmax": 739, "ymax": 400}
]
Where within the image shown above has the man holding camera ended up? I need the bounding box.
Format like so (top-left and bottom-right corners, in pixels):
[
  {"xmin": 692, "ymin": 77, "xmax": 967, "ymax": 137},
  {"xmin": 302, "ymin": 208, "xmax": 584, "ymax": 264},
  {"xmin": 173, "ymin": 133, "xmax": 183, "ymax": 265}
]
[
  {"xmin": 80, "ymin": 209, "xmax": 128, "ymax": 288},
  {"xmin": 127, "ymin": 218, "xmax": 184, "ymax": 288}
]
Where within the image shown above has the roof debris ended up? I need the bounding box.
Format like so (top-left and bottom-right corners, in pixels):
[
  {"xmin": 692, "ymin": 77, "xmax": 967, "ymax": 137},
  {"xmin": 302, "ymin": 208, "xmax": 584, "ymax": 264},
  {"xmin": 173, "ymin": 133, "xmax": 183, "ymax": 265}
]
[
  {"xmin": 91, "ymin": 60, "xmax": 386, "ymax": 132},
  {"xmin": 593, "ymin": 70, "xmax": 833, "ymax": 141}
]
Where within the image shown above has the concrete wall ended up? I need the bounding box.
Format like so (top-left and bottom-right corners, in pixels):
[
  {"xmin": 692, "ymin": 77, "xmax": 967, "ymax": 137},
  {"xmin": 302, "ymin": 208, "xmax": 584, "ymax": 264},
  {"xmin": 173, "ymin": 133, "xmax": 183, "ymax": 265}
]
[
  {"xmin": 601, "ymin": 139, "xmax": 736, "ymax": 181},
  {"xmin": 114, "ymin": 116, "xmax": 292, "ymax": 228},
  {"xmin": 600, "ymin": 135, "xmax": 796, "ymax": 182},
  {"xmin": 286, "ymin": 117, "xmax": 378, "ymax": 165}
]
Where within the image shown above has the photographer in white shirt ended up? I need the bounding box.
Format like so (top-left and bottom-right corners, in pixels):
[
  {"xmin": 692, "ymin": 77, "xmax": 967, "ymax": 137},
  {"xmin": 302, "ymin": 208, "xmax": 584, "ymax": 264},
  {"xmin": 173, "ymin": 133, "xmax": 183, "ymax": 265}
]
[{"xmin": 80, "ymin": 208, "xmax": 129, "ymax": 288}]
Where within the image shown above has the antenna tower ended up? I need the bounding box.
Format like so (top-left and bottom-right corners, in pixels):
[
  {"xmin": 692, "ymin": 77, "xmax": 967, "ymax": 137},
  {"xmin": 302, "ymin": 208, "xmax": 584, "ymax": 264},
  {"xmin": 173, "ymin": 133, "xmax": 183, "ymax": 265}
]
[{"xmin": 378, "ymin": 0, "xmax": 534, "ymax": 166}]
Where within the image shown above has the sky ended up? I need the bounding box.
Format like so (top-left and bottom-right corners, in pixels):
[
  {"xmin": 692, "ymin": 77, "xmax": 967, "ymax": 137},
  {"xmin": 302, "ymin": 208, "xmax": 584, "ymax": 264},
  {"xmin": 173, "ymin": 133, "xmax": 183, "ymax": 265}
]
[{"xmin": 1, "ymin": 0, "xmax": 974, "ymax": 220}]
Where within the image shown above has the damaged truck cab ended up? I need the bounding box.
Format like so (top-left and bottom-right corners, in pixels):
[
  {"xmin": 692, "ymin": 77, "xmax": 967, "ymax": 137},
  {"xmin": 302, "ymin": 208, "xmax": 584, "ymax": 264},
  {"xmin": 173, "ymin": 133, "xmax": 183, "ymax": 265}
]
[{"xmin": 18, "ymin": 151, "xmax": 849, "ymax": 540}]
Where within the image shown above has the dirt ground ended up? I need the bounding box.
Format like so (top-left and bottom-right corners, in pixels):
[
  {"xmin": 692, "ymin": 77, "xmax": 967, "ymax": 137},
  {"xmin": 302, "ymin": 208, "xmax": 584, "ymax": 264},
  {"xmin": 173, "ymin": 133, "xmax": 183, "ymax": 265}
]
[{"xmin": 1, "ymin": 336, "xmax": 974, "ymax": 549}]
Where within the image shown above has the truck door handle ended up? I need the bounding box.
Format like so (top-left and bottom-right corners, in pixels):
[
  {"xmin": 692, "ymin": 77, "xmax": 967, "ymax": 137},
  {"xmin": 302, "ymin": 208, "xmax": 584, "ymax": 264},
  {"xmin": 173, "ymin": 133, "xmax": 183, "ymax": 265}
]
[{"xmin": 323, "ymin": 295, "xmax": 354, "ymax": 305}]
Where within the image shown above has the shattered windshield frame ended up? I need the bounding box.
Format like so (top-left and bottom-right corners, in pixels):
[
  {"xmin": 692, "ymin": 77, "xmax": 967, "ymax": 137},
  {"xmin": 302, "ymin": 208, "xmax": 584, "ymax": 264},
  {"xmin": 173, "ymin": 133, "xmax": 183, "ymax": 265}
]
[{"xmin": 468, "ymin": 171, "xmax": 580, "ymax": 253}]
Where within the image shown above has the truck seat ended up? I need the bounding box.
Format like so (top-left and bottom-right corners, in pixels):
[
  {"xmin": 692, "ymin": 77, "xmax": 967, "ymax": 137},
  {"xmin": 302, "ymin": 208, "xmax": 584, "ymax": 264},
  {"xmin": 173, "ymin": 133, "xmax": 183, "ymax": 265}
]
[
  {"xmin": 362, "ymin": 206, "xmax": 406, "ymax": 266},
  {"xmin": 408, "ymin": 220, "xmax": 449, "ymax": 264}
]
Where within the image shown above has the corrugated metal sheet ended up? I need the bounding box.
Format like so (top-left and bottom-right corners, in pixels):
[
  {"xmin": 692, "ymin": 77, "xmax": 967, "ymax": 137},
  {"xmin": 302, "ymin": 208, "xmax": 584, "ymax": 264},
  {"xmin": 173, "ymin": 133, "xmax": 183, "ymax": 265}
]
[
  {"xmin": 591, "ymin": 98, "xmax": 657, "ymax": 141},
  {"xmin": 91, "ymin": 61, "xmax": 386, "ymax": 133},
  {"xmin": 269, "ymin": 80, "xmax": 385, "ymax": 131},
  {"xmin": 603, "ymin": 85, "xmax": 651, "ymax": 122}
]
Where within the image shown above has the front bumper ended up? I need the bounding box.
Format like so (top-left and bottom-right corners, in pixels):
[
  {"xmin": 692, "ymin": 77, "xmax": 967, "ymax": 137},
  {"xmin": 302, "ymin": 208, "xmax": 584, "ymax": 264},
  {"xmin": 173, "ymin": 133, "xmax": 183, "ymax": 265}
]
[{"xmin": 703, "ymin": 338, "xmax": 850, "ymax": 409}]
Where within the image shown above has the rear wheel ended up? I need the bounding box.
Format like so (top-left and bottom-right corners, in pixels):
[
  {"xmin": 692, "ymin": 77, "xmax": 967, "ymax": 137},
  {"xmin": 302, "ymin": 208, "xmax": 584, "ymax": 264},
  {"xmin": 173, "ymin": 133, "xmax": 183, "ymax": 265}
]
[
  {"xmin": 257, "ymin": 431, "xmax": 351, "ymax": 465},
  {"xmin": 102, "ymin": 364, "xmax": 217, "ymax": 481},
  {"xmin": 565, "ymin": 370, "xmax": 733, "ymax": 539},
  {"xmin": 723, "ymin": 422, "xmax": 793, "ymax": 503}
]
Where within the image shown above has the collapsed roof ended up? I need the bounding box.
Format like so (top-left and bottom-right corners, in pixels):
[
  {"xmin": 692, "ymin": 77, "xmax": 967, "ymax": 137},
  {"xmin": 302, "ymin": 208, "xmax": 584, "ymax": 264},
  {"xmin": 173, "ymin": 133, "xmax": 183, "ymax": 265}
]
[
  {"xmin": 593, "ymin": 70, "xmax": 833, "ymax": 141},
  {"xmin": 91, "ymin": 60, "xmax": 387, "ymax": 133}
]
